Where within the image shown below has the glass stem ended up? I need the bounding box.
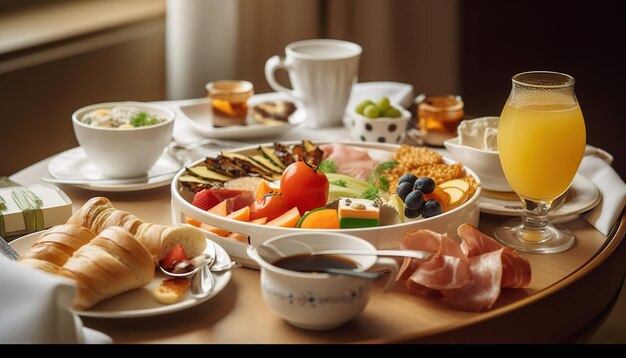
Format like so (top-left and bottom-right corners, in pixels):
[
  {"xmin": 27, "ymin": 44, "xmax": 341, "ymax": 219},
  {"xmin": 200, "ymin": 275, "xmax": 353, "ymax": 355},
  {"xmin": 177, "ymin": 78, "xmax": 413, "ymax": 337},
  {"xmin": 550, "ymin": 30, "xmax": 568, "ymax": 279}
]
[{"xmin": 520, "ymin": 198, "xmax": 551, "ymax": 242}]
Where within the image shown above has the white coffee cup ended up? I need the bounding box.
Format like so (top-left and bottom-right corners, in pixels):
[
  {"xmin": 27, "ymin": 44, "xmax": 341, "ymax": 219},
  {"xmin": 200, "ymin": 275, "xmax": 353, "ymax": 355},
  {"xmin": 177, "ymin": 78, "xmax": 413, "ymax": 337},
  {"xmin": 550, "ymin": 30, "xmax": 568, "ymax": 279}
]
[
  {"xmin": 265, "ymin": 39, "xmax": 362, "ymax": 128},
  {"xmin": 247, "ymin": 232, "xmax": 398, "ymax": 330}
]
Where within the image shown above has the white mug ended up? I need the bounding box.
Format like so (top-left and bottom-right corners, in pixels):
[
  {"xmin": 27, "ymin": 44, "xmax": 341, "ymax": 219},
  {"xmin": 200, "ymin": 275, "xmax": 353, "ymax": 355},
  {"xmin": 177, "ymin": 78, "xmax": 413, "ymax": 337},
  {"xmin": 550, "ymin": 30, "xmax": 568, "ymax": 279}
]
[
  {"xmin": 247, "ymin": 232, "xmax": 398, "ymax": 330},
  {"xmin": 265, "ymin": 39, "xmax": 362, "ymax": 128}
]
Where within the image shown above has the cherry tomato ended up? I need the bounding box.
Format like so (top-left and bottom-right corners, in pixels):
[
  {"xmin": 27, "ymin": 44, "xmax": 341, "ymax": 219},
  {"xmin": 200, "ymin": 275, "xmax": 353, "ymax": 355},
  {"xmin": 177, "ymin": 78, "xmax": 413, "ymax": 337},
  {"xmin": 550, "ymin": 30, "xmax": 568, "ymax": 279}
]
[
  {"xmin": 280, "ymin": 161, "xmax": 329, "ymax": 215},
  {"xmin": 159, "ymin": 244, "xmax": 187, "ymax": 272},
  {"xmin": 250, "ymin": 193, "xmax": 292, "ymax": 221}
]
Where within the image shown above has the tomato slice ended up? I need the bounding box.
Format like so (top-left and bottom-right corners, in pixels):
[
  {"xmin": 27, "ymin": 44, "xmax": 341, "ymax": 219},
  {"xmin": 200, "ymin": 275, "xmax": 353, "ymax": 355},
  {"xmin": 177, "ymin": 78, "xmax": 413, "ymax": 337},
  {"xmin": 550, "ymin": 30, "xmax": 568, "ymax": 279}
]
[{"xmin": 159, "ymin": 244, "xmax": 188, "ymax": 272}]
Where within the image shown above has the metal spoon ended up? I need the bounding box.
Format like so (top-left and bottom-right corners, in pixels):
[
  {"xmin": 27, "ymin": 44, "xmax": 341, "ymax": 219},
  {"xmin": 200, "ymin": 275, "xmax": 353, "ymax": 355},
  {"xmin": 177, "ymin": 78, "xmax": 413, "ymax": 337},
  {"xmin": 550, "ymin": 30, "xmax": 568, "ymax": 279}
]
[{"xmin": 158, "ymin": 254, "xmax": 214, "ymax": 278}]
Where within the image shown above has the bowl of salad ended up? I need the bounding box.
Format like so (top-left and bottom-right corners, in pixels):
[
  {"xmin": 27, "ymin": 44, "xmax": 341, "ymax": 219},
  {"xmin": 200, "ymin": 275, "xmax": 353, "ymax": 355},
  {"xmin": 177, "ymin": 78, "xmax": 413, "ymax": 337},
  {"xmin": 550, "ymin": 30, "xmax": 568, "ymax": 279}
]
[
  {"xmin": 72, "ymin": 101, "xmax": 175, "ymax": 178},
  {"xmin": 170, "ymin": 140, "xmax": 481, "ymax": 267}
]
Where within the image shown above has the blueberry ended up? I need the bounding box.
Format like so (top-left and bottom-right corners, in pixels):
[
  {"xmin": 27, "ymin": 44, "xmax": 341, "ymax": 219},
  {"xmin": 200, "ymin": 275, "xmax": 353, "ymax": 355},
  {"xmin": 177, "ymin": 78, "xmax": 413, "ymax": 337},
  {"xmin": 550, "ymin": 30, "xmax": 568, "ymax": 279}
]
[
  {"xmin": 404, "ymin": 206, "xmax": 421, "ymax": 219},
  {"xmin": 396, "ymin": 182, "xmax": 413, "ymax": 201},
  {"xmin": 422, "ymin": 199, "xmax": 442, "ymax": 218},
  {"xmin": 414, "ymin": 177, "xmax": 436, "ymax": 194},
  {"xmin": 405, "ymin": 190, "xmax": 424, "ymax": 210},
  {"xmin": 398, "ymin": 173, "xmax": 418, "ymax": 187}
]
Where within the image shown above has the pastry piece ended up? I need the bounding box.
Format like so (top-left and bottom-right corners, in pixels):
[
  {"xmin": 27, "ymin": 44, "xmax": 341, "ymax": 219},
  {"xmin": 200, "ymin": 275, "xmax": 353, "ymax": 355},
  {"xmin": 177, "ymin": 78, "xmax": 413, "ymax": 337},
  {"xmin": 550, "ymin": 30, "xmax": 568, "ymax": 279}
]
[
  {"xmin": 66, "ymin": 197, "xmax": 114, "ymax": 232},
  {"xmin": 338, "ymin": 198, "xmax": 380, "ymax": 229},
  {"xmin": 251, "ymin": 100, "xmax": 297, "ymax": 125},
  {"xmin": 67, "ymin": 197, "xmax": 143, "ymax": 235},
  {"xmin": 18, "ymin": 224, "xmax": 96, "ymax": 274},
  {"xmin": 153, "ymin": 278, "xmax": 191, "ymax": 304},
  {"xmin": 59, "ymin": 226, "xmax": 154, "ymax": 310},
  {"xmin": 135, "ymin": 223, "xmax": 207, "ymax": 263}
]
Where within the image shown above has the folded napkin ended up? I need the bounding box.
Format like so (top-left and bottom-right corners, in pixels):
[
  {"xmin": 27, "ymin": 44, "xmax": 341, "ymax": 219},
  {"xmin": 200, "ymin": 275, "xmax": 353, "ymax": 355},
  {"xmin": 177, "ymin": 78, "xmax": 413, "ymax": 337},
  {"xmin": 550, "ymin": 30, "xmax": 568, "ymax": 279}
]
[
  {"xmin": 579, "ymin": 145, "xmax": 626, "ymax": 236},
  {"xmin": 0, "ymin": 256, "xmax": 112, "ymax": 344}
]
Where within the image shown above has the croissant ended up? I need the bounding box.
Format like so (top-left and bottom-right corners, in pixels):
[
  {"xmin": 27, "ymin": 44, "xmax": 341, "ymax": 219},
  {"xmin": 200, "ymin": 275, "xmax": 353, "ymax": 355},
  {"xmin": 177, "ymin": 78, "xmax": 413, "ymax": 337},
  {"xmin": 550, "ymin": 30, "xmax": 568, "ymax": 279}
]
[
  {"xmin": 59, "ymin": 226, "xmax": 155, "ymax": 310},
  {"xmin": 135, "ymin": 223, "xmax": 207, "ymax": 262},
  {"xmin": 67, "ymin": 197, "xmax": 143, "ymax": 235},
  {"xmin": 18, "ymin": 224, "xmax": 96, "ymax": 274},
  {"xmin": 66, "ymin": 197, "xmax": 114, "ymax": 232},
  {"xmin": 67, "ymin": 197, "xmax": 206, "ymax": 264}
]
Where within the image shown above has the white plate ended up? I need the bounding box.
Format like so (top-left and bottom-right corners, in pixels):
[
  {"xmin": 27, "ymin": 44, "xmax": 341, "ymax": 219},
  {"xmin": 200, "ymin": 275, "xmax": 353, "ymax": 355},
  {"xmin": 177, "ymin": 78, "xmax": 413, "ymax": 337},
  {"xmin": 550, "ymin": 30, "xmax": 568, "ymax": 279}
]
[
  {"xmin": 10, "ymin": 232, "xmax": 232, "ymax": 318},
  {"xmin": 48, "ymin": 147, "xmax": 182, "ymax": 192},
  {"xmin": 177, "ymin": 92, "xmax": 307, "ymax": 139},
  {"xmin": 479, "ymin": 174, "xmax": 601, "ymax": 222}
]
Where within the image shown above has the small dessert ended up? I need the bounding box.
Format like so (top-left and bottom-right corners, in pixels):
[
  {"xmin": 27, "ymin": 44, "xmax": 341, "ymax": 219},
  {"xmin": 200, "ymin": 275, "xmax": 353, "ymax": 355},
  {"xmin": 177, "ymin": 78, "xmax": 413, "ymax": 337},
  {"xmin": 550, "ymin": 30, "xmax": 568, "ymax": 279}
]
[
  {"xmin": 338, "ymin": 198, "xmax": 380, "ymax": 229},
  {"xmin": 251, "ymin": 100, "xmax": 297, "ymax": 125}
]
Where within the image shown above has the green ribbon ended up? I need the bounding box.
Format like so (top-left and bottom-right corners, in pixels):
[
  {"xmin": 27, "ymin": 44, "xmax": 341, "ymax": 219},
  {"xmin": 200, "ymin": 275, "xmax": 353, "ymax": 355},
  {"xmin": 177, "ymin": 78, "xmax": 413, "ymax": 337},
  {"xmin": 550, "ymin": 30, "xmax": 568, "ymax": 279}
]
[{"xmin": 11, "ymin": 187, "xmax": 44, "ymax": 233}]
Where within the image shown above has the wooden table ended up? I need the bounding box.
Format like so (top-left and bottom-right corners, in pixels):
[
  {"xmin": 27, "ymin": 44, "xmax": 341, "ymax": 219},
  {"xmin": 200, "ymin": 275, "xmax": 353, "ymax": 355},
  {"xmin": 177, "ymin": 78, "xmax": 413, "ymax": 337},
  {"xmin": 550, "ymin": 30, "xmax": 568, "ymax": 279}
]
[{"xmin": 9, "ymin": 153, "xmax": 626, "ymax": 344}]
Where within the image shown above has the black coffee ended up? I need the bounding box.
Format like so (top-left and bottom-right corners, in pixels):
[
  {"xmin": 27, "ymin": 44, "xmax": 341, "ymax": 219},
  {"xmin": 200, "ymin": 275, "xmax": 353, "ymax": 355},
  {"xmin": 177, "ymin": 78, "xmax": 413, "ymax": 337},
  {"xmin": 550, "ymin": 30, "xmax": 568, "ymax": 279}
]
[{"xmin": 273, "ymin": 254, "xmax": 359, "ymax": 273}]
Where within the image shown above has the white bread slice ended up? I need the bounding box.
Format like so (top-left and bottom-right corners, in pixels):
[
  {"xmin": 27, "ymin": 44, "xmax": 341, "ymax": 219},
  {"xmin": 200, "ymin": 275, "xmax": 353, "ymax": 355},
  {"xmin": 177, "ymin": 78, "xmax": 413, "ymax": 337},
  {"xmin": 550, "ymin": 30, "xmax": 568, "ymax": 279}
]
[{"xmin": 135, "ymin": 223, "xmax": 207, "ymax": 263}]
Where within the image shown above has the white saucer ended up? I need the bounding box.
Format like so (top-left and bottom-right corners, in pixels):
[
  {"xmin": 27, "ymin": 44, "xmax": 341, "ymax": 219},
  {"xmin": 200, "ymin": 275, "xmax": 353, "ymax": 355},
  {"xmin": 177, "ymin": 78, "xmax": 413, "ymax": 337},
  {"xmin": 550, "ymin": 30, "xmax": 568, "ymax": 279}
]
[
  {"xmin": 177, "ymin": 92, "xmax": 307, "ymax": 139},
  {"xmin": 479, "ymin": 174, "xmax": 601, "ymax": 223},
  {"xmin": 48, "ymin": 147, "xmax": 182, "ymax": 192}
]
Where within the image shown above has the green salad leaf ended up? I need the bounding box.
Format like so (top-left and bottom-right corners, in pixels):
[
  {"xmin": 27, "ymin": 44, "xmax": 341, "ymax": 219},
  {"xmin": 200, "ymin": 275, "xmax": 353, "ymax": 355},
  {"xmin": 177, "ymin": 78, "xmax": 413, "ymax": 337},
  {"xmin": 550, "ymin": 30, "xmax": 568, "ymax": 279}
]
[
  {"xmin": 130, "ymin": 111, "xmax": 162, "ymax": 127},
  {"xmin": 318, "ymin": 159, "xmax": 336, "ymax": 173}
]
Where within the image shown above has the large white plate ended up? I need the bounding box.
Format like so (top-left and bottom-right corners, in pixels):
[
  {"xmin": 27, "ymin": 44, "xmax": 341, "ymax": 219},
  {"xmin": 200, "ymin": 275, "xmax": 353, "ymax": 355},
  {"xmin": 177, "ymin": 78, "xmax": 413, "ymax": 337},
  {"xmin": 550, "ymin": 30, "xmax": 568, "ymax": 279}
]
[
  {"xmin": 10, "ymin": 232, "xmax": 232, "ymax": 318},
  {"xmin": 171, "ymin": 141, "xmax": 481, "ymax": 267},
  {"xmin": 48, "ymin": 147, "xmax": 182, "ymax": 192},
  {"xmin": 479, "ymin": 174, "xmax": 601, "ymax": 222},
  {"xmin": 177, "ymin": 92, "xmax": 307, "ymax": 139}
]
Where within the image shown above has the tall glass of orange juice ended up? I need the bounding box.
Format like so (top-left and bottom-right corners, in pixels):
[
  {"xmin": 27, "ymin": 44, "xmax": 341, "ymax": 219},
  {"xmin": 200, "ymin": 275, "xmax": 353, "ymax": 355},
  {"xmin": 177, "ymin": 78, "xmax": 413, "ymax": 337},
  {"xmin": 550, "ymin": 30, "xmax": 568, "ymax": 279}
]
[{"xmin": 495, "ymin": 71, "xmax": 586, "ymax": 253}]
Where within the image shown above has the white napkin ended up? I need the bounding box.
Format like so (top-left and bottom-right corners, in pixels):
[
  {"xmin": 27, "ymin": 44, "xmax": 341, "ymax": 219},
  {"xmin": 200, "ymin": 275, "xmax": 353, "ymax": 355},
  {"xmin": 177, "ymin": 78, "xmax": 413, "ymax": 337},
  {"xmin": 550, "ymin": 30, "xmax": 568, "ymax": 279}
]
[
  {"xmin": 0, "ymin": 257, "xmax": 112, "ymax": 344},
  {"xmin": 579, "ymin": 145, "xmax": 626, "ymax": 236}
]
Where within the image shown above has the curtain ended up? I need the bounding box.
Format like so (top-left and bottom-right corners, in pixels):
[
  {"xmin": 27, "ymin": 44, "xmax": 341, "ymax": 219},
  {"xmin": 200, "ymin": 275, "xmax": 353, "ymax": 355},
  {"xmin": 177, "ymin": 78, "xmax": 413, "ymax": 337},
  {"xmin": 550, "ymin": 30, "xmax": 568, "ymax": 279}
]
[{"xmin": 166, "ymin": 0, "xmax": 459, "ymax": 100}]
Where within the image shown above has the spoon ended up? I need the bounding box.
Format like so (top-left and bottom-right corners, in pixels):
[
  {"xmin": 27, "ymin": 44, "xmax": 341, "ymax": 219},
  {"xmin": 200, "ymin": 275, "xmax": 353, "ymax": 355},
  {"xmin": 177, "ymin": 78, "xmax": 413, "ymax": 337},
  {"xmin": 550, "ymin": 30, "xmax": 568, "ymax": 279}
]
[
  {"xmin": 254, "ymin": 245, "xmax": 432, "ymax": 262},
  {"xmin": 159, "ymin": 254, "xmax": 214, "ymax": 278}
]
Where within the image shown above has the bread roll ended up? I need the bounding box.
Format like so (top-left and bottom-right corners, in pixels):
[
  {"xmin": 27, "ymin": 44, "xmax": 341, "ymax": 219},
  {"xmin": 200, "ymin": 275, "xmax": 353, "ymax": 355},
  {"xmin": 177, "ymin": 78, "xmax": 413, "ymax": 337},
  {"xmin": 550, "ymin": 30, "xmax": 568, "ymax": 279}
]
[
  {"xmin": 135, "ymin": 223, "xmax": 207, "ymax": 262},
  {"xmin": 59, "ymin": 226, "xmax": 154, "ymax": 310},
  {"xmin": 18, "ymin": 224, "xmax": 96, "ymax": 274}
]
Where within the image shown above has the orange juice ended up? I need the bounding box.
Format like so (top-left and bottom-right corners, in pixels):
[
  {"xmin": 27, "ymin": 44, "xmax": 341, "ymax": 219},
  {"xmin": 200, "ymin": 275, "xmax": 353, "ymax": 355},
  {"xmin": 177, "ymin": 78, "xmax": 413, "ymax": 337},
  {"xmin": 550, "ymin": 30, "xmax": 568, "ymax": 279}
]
[{"xmin": 498, "ymin": 96, "xmax": 586, "ymax": 202}]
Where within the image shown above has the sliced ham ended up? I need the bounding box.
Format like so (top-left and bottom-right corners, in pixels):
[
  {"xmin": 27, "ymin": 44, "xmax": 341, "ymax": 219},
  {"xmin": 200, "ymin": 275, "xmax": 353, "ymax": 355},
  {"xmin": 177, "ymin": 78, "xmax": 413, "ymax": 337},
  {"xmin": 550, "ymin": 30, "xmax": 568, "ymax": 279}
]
[
  {"xmin": 321, "ymin": 143, "xmax": 377, "ymax": 181},
  {"xmin": 399, "ymin": 224, "xmax": 532, "ymax": 312},
  {"xmin": 457, "ymin": 224, "xmax": 532, "ymax": 288}
]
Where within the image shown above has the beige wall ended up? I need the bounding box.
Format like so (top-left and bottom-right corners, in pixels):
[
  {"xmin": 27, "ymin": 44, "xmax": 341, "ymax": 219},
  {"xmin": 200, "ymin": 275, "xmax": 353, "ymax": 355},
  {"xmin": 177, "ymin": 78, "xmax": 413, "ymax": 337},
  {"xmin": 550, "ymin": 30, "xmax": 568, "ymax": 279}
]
[{"xmin": 0, "ymin": 20, "xmax": 166, "ymax": 176}]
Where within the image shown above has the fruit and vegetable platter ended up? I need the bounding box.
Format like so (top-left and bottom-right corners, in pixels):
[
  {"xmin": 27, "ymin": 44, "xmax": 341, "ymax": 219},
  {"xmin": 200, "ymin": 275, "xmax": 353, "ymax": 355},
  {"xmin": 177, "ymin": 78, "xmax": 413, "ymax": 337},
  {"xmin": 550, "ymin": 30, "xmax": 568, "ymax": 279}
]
[{"xmin": 170, "ymin": 140, "xmax": 481, "ymax": 263}]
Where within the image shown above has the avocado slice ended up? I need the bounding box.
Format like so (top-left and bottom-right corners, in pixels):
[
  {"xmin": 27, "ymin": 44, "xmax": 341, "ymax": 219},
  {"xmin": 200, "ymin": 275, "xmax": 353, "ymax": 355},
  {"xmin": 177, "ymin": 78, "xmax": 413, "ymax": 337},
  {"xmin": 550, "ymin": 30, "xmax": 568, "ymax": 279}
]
[
  {"xmin": 251, "ymin": 154, "xmax": 284, "ymax": 174},
  {"xmin": 187, "ymin": 166, "xmax": 234, "ymax": 182},
  {"xmin": 259, "ymin": 146, "xmax": 286, "ymax": 169}
]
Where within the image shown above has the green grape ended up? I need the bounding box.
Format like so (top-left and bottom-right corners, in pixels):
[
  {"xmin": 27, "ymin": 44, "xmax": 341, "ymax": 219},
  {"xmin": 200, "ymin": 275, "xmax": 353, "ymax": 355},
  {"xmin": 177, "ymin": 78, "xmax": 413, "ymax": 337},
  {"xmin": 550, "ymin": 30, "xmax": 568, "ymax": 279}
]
[
  {"xmin": 355, "ymin": 100, "xmax": 374, "ymax": 115},
  {"xmin": 363, "ymin": 104, "xmax": 380, "ymax": 118},
  {"xmin": 376, "ymin": 97, "xmax": 391, "ymax": 113},
  {"xmin": 383, "ymin": 107, "xmax": 402, "ymax": 118}
]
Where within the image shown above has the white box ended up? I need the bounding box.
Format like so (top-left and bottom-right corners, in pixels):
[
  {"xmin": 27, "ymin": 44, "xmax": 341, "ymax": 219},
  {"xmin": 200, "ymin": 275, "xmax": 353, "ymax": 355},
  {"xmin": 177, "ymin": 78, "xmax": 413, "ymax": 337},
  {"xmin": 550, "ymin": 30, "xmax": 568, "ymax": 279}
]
[{"xmin": 0, "ymin": 184, "xmax": 72, "ymax": 236}]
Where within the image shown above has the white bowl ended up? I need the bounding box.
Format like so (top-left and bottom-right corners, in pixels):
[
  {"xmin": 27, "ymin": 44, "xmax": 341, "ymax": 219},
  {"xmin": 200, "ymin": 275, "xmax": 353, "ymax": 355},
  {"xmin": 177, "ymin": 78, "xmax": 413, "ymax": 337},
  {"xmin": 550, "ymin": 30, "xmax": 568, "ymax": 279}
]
[
  {"xmin": 247, "ymin": 232, "xmax": 398, "ymax": 330},
  {"xmin": 171, "ymin": 141, "xmax": 481, "ymax": 267},
  {"xmin": 444, "ymin": 136, "xmax": 511, "ymax": 192},
  {"xmin": 72, "ymin": 102, "xmax": 175, "ymax": 178},
  {"xmin": 348, "ymin": 106, "xmax": 411, "ymax": 144}
]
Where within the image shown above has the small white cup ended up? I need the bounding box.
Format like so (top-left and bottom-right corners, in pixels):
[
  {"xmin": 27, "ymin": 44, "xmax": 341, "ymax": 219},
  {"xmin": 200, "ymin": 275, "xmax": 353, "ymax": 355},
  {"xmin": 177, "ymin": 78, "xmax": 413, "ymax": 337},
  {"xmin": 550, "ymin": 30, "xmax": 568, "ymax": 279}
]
[
  {"xmin": 72, "ymin": 102, "xmax": 175, "ymax": 178},
  {"xmin": 265, "ymin": 39, "xmax": 362, "ymax": 128},
  {"xmin": 247, "ymin": 232, "xmax": 398, "ymax": 330}
]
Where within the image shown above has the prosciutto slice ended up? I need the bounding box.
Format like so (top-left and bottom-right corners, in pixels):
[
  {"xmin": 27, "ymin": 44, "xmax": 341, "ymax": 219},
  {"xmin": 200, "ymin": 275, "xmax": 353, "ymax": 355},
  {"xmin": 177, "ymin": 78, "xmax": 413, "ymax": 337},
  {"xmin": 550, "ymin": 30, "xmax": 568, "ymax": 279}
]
[
  {"xmin": 399, "ymin": 224, "xmax": 532, "ymax": 312},
  {"xmin": 321, "ymin": 143, "xmax": 377, "ymax": 181}
]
